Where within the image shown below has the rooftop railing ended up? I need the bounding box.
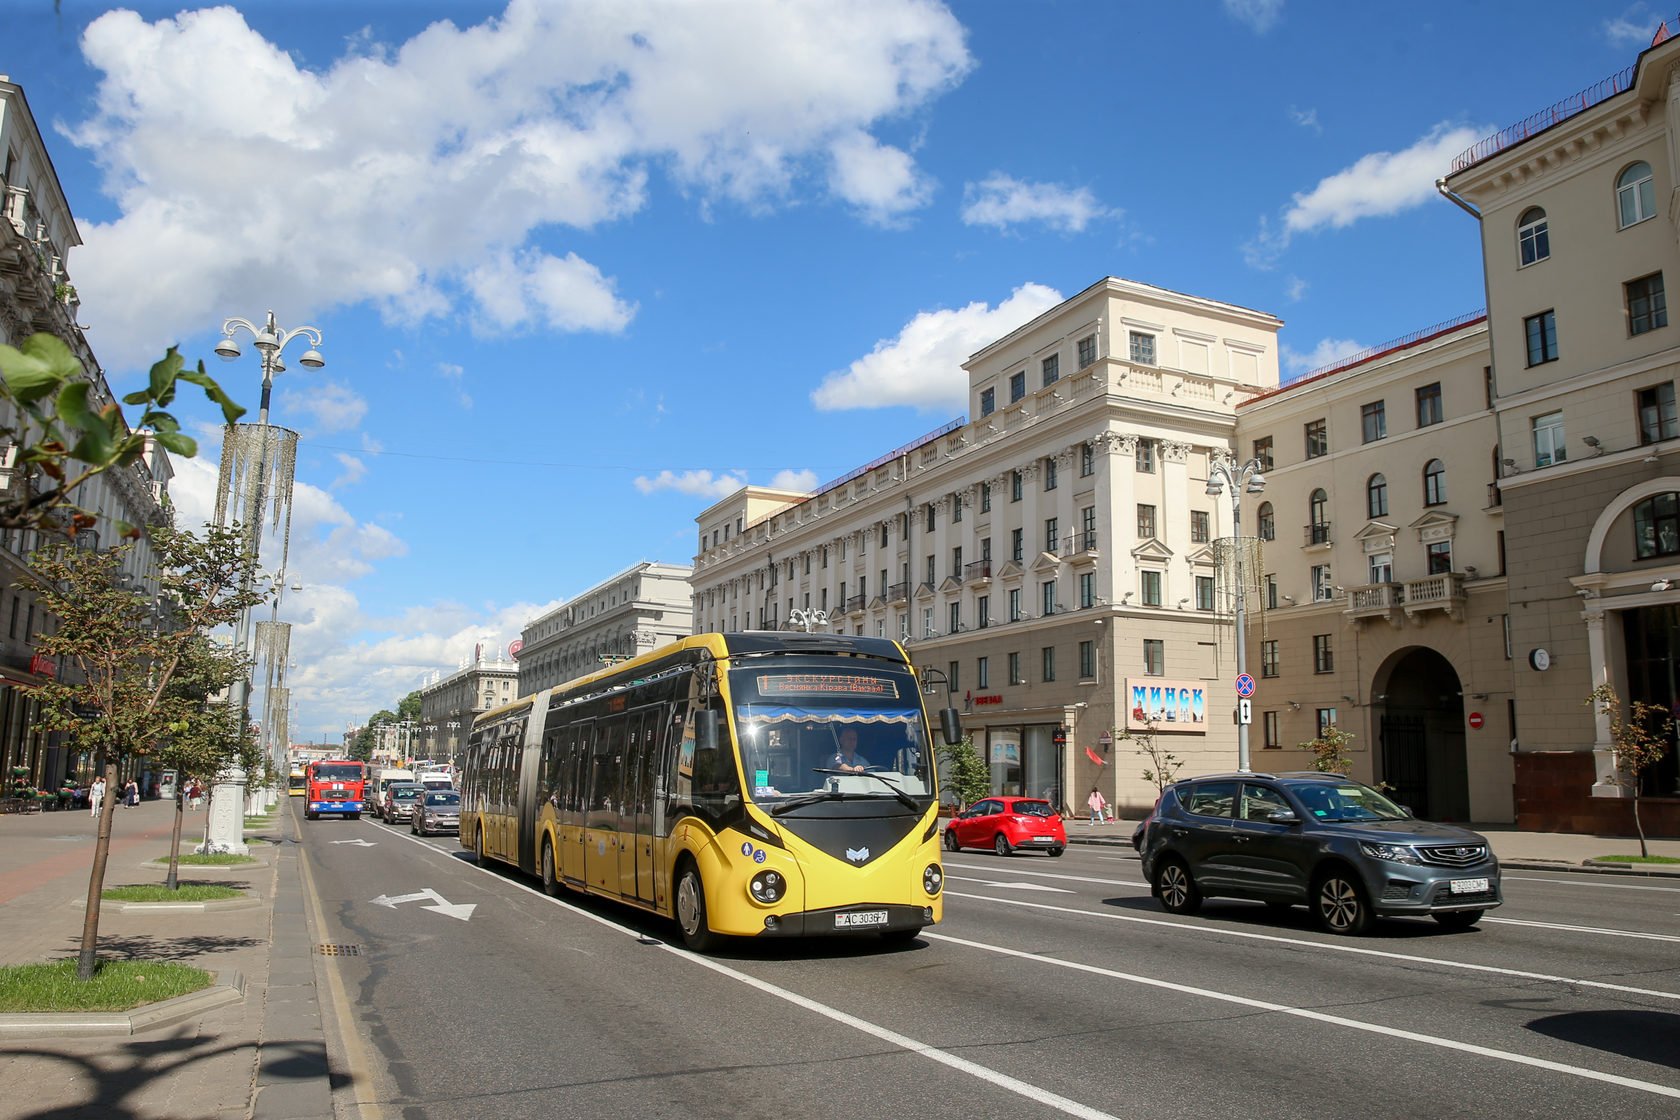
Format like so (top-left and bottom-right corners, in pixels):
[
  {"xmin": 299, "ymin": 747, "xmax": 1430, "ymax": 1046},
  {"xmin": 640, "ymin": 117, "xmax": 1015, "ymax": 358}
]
[{"xmin": 1449, "ymin": 65, "xmax": 1637, "ymax": 175}]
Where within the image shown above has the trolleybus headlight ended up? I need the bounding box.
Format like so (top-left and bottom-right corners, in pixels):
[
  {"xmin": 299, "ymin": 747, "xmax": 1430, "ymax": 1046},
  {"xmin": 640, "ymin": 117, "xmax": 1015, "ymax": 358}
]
[
  {"xmin": 923, "ymin": 864, "xmax": 943, "ymax": 896},
  {"xmin": 749, "ymin": 869, "xmax": 787, "ymax": 904}
]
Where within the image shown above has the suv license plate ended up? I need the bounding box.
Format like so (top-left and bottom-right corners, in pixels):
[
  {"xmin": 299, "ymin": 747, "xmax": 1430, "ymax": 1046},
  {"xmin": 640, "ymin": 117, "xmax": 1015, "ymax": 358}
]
[
  {"xmin": 1449, "ymin": 877, "xmax": 1489, "ymax": 894},
  {"xmin": 835, "ymin": 910, "xmax": 888, "ymax": 929}
]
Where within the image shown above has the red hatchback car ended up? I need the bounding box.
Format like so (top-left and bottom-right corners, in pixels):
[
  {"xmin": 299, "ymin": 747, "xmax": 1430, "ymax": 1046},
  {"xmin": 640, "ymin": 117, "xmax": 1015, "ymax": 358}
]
[{"xmin": 944, "ymin": 796, "xmax": 1067, "ymax": 857}]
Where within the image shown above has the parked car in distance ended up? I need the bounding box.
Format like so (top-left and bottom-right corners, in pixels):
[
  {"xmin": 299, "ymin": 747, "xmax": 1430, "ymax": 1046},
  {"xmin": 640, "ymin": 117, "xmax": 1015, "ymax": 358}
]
[
  {"xmin": 413, "ymin": 789, "xmax": 461, "ymax": 836},
  {"xmin": 945, "ymin": 796, "xmax": 1067, "ymax": 857},
  {"xmin": 1137, "ymin": 771, "xmax": 1502, "ymax": 935},
  {"xmin": 381, "ymin": 783, "xmax": 423, "ymax": 824}
]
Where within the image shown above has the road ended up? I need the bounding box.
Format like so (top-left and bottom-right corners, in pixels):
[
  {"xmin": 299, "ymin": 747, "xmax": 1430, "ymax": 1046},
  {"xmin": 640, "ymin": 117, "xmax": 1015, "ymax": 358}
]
[{"xmin": 290, "ymin": 803, "xmax": 1680, "ymax": 1119}]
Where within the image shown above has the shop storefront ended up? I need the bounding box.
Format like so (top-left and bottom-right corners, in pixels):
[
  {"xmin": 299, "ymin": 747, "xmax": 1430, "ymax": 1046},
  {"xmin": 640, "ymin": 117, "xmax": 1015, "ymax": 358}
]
[{"xmin": 973, "ymin": 722, "xmax": 1065, "ymax": 810}]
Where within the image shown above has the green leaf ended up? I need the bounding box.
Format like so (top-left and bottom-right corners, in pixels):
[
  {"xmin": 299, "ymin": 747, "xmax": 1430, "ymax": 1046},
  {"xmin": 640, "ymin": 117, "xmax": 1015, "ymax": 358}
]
[
  {"xmin": 54, "ymin": 382, "xmax": 101, "ymax": 435},
  {"xmin": 176, "ymin": 362, "xmax": 247, "ymax": 425},
  {"xmin": 69, "ymin": 426, "xmax": 115, "ymax": 466},
  {"xmin": 153, "ymin": 431, "xmax": 197, "ymax": 457},
  {"xmin": 147, "ymin": 348, "xmax": 184, "ymax": 407},
  {"xmin": 0, "ymin": 343, "xmax": 67, "ymax": 405}
]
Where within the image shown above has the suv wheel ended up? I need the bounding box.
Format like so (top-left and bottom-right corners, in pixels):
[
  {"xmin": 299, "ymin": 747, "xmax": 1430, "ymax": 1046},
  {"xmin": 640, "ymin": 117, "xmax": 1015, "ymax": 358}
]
[
  {"xmin": 1314, "ymin": 869, "xmax": 1371, "ymax": 935},
  {"xmin": 1153, "ymin": 857, "xmax": 1202, "ymax": 914}
]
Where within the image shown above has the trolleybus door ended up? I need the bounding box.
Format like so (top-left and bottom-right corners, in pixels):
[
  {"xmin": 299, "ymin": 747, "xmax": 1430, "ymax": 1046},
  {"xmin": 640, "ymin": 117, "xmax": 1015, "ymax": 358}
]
[
  {"xmin": 560, "ymin": 724, "xmax": 589, "ymax": 885},
  {"xmin": 585, "ymin": 716, "xmax": 625, "ymax": 893},
  {"xmin": 616, "ymin": 707, "xmax": 663, "ymax": 904},
  {"xmin": 617, "ymin": 710, "xmax": 645, "ymax": 901}
]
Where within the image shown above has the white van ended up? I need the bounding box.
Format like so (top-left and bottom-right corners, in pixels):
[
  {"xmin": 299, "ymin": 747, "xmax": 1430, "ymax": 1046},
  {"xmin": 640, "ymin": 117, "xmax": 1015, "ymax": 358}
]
[
  {"xmin": 377, "ymin": 769, "xmax": 417, "ymax": 797},
  {"xmin": 419, "ymin": 770, "xmax": 454, "ymax": 790}
]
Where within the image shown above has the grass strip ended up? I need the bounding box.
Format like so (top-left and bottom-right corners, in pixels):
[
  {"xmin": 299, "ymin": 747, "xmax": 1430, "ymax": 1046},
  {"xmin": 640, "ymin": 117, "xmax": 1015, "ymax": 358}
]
[
  {"xmin": 102, "ymin": 884, "xmax": 244, "ymax": 903},
  {"xmin": 158, "ymin": 852, "xmax": 257, "ymax": 865},
  {"xmin": 0, "ymin": 960, "xmax": 212, "ymax": 1013},
  {"xmin": 1593, "ymin": 854, "xmax": 1680, "ymax": 864}
]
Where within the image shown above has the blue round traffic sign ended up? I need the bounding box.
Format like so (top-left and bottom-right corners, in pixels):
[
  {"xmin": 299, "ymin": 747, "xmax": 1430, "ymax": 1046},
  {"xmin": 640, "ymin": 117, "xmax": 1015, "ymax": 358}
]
[{"xmin": 1235, "ymin": 674, "xmax": 1256, "ymax": 697}]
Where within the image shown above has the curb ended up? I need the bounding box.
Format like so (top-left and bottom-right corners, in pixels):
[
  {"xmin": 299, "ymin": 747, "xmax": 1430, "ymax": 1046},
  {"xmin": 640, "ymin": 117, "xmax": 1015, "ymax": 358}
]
[
  {"xmin": 0, "ymin": 968, "xmax": 244, "ymax": 1039},
  {"xmin": 140, "ymin": 858, "xmax": 270, "ymax": 872},
  {"xmin": 73, "ymin": 890, "xmax": 262, "ymax": 914}
]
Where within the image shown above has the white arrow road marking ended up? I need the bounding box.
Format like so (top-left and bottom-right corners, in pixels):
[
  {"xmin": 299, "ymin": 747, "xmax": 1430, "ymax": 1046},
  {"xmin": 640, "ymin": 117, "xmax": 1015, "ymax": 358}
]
[
  {"xmin": 330, "ymin": 838, "xmax": 377, "ymax": 847},
  {"xmin": 369, "ymin": 888, "xmax": 476, "ymax": 920},
  {"xmin": 946, "ymin": 875, "xmax": 1074, "ymax": 893}
]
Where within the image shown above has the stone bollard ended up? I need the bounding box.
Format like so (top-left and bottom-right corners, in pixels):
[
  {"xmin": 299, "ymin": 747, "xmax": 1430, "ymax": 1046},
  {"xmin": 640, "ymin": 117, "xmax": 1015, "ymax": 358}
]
[{"xmin": 197, "ymin": 766, "xmax": 249, "ymax": 856}]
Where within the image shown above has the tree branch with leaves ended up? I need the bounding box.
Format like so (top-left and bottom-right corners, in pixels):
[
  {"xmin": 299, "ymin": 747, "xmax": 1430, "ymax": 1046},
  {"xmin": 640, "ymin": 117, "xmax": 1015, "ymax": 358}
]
[{"xmin": 1585, "ymin": 684, "xmax": 1674, "ymax": 859}]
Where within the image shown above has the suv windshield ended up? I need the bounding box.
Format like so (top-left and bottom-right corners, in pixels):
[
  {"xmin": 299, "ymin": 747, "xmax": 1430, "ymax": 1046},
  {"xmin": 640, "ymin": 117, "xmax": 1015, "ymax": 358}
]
[
  {"xmin": 391, "ymin": 787, "xmax": 421, "ymax": 801},
  {"xmin": 730, "ymin": 663, "xmax": 933, "ymax": 805},
  {"xmin": 1292, "ymin": 780, "xmax": 1409, "ymax": 822},
  {"xmin": 424, "ymin": 792, "xmax": 459, "ymax": 806}
]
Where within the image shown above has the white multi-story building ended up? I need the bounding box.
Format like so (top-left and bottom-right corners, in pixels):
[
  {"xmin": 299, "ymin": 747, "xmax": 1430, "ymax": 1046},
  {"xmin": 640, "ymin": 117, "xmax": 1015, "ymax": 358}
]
[
  {"xmin": 418, "ymin": 655, "xmax": 519, "ymax": 766},
  {"xmin": 516, "ymin": 561, "xmax": 693, "ymax": 694}
]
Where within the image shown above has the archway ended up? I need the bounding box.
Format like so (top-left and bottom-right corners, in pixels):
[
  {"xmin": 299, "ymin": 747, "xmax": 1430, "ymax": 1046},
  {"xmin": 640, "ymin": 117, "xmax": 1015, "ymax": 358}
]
[{"xmin": 1373, "ymin": 647, "xmax": 1468, "ymax": 821}]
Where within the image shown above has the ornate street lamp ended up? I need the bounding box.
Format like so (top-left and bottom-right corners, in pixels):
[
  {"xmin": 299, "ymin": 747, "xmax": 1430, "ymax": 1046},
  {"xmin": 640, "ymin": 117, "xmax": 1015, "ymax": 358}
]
[{"xmin": 1206, "ymin": 456, "xmax": 1267, "ymax": 773}]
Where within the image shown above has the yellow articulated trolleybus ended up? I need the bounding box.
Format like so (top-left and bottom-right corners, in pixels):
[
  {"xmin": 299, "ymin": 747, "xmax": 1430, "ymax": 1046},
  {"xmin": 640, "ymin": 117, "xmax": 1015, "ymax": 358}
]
[{"xmin": 459, "ymin": 632, "xmax": 963, "ymax": 950}]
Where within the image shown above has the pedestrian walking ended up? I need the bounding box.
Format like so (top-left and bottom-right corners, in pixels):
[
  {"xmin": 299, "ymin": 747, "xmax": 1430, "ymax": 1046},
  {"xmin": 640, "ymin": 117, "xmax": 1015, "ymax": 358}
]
[
  {"xmin": 124, "ymin": 779, "xmax": 139, "ymax": 807},
  {"xmin": 187, "ymin": 781, "xmax": 203, "ymax": 810},
  {"xmin": 88, "ymin": 777, "xmax": 105, "ymax": 817},
  {"xmin": 1087, "ymin": 787, "xmax": 1107, "ymax": 826}
]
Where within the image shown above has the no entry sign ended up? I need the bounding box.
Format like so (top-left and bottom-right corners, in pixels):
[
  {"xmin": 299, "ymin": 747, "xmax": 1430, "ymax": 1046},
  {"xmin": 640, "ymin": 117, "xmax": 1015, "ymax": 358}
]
[{"xmin": 1468, "ymin": 712, "xmax": 1484, "ymax": 729}]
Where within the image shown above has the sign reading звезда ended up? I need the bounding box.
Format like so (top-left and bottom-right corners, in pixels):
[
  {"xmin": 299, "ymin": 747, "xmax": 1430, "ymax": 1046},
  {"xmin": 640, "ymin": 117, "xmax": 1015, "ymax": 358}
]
[{"xmin": 1124, "ymin": 678, "xmax": 1207, "ymax": 733}]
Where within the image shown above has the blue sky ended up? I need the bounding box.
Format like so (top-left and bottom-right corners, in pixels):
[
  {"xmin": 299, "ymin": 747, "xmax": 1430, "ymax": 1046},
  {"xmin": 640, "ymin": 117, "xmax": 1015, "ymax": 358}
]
[{"xmin": 6, "ymin": 0, "xmax": 1670, "ymax": 743}]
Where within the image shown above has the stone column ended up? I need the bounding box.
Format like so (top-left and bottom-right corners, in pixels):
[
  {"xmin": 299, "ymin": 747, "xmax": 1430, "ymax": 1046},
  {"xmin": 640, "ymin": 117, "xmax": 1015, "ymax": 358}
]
[
  {"xmin": 198, "ymin": 764, "xmax": 249, "ymax": 856},
  {"xmin": 1583, "ymin": 609, "xmax": 1626, "ymax": 798}
]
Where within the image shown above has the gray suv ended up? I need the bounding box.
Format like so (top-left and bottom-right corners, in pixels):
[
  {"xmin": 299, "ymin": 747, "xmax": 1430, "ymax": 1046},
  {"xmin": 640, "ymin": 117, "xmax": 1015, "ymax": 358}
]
[{"xmin": 1137, "ymin": 772, "xmax": 1501, "ymax": 934}]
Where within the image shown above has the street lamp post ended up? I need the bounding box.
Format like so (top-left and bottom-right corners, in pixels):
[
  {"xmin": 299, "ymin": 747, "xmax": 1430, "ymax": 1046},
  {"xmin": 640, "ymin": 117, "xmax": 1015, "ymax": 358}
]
[{"xmin": 1206, "ymin": 456, "xmax": 1267, "ymax": 773}]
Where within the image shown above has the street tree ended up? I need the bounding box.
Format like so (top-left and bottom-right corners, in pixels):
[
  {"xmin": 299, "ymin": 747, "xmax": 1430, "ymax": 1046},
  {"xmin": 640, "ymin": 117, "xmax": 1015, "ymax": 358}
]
[
  {"xmin": 938, "ymin": 735, "xmax": 990, "ymax": 810},
  {"xmin": 397, "ymin": 690, "xmax": 422, "ymax": 722},
  {"xmin": 0, "ymin": 334, "xmax": 244, "ymax": 534},
  {"xmin": 1585, "ymin": 684, "xmax": 1675, "ymax": 858},
  {"xmin": 1299, "ymin": 724, "xmax": 1356, "ymax": 775},
  {"xmin": 1125, "ymin": 719, "xmax": 1181, "ymax": 797},
  {"xmin": 26, "ymin": 524, "xmax": 270, "ymax": 980}
]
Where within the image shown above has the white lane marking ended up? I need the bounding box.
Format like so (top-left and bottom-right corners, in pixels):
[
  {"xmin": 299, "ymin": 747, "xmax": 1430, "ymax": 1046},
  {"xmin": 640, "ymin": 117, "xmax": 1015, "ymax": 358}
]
[
  {"xmin": 376, "ymin": 826, "xmax": 1121, "ymax": 1119},
  {"xmin": 926, "ymin": 929, "xmax": 1680, "ymax": 1101},
  {"xmin": 944, "ymin": 860, "xmax": 1141, "ymax": 887},
  {"xmin": 945, "ymin": 876, "xmax": 1075, "ymax": 893},
  {"xmin": 1504, "ymin": 874, "xmax": 1680, "ymax": 894},
  {"xmin": 369, "ymin": 888, "xmax": 476, "ymax": 920},
  {"xmin": 945, "ymin": 891, "xmax": 1680, "ymax": 1003},
  {"xmin": 1481, "ymin": 915, "xmax": 1680, "ymax": 942}
]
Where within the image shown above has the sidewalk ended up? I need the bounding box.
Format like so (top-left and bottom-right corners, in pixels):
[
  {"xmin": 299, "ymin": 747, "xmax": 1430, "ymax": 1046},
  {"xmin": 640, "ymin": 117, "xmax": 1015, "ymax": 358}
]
[
  {"xmin": 0, "ymin": 797, "xmax": 335, "ymax": 1120},
  {"xmin": 1065, "ymin": 815, "xmax": 1680, "ymax": 874}
]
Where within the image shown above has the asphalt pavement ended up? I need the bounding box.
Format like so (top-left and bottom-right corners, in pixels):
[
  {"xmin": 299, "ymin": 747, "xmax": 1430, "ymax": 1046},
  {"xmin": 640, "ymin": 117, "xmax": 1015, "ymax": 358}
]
[{"xmin": 0, "ymin": 797, "xmax": 1674, "ymax": 1119}]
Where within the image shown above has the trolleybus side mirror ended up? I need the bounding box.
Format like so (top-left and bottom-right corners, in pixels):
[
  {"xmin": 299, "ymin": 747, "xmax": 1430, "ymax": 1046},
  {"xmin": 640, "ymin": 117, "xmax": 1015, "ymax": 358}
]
[
  {"xmin": 695, "ymin": 709, "xmax": 720, "ymax": 755},
  {"xmin": 940, "ymin": 707, "xmax": 962, "ymax": 747}
]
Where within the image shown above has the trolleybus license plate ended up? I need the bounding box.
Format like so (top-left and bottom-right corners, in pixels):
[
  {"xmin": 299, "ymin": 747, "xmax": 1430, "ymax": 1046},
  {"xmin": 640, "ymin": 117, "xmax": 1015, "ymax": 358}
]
[
  {"xmin": 1449, "ymin": 877, "xmax": 1489, "ymax": 894},
  {"xmin": 835, "ymin": 910, "xmax": 888, "ymax": 928}
]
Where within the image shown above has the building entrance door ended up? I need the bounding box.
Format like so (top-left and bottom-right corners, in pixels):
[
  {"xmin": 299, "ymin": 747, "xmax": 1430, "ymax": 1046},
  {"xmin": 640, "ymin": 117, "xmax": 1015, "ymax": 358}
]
[{"xmin": 1374, "ymin": 647, "xmax": 1469, "ymax": 822}]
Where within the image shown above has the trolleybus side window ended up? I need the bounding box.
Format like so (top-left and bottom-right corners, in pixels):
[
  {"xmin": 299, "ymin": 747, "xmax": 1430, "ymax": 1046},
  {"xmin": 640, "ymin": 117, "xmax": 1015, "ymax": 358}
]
[{"xmin": 591, "ymin": 716, "xmax": 625, "ymax": 822}]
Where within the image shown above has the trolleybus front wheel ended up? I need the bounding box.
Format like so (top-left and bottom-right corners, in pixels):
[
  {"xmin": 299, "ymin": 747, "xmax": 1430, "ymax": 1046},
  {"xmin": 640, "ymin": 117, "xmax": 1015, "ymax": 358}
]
[
  {"xmin": 541, "ymin": 838, "xmax": 561, "ymax": 897},
  {"xmin": 675, "ymin": 863, "xmax": 719, "ymax": 953}
]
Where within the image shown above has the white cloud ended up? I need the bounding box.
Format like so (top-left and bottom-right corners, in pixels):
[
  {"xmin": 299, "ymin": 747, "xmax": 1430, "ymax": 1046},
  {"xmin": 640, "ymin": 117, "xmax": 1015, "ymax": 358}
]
[
  {"xmin": 811, "ymin": 282, "xmax": 1064, "ymax": 413},
  {"xmin": 960, "ymin": 174, "xmax": 1109, "ymax": 233},
  {"xmin": 769, "ymin": 469, "xmax": 819, "ymax": 492},
  {"xmin": 1604, "ymin": 7, "xmax": 1663, "ymax": 46},
  {"xmin": 633, "ymin": 469, "xmax": 749, "ymax": 499},
  {"xmin": 330, "ymin": 452, "xmax": 367, "ymax": 490},
  {"xmin": 435, "ymin": 363, "xmax": 471, "ymax": 410},
  {"xmin": 1283, "ymin": 337, "xmax": 1365, "ymax": 378},
  {"xmin": 1245, "ymin": 122, "xmax": 1483, "ymax": 267},
  {"xmin": 1285, "ymin": 275, "xmax": 1308, "ymax": 302},
  {"xmin": 1224, "ymin": 0, "xmax": 1284, "ymax": 33},
  {"xmin": 277, "ymin": 381, "xmax": 368, "ymax": 434},
  {"xmin": 64, "ymin": 0, "xmax": 973, "ymax": 370},
  {"xmin": 1288, "ymin": 106, "xmax": 1321, "ymax": 134}
]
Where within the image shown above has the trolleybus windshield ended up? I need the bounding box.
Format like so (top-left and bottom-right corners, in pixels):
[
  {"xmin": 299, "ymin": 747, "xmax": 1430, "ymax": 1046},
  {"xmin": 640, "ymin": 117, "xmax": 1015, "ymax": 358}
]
[{"xmin": 729, "ymin": 664, "xmax": 933, "ymax": 806}]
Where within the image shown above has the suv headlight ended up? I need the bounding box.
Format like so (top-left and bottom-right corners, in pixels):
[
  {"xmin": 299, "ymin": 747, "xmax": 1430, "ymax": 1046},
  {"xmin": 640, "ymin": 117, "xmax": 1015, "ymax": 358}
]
[{"xmin": 1359, "ymin": 841, "xmax": 1422, "ymax": 864}]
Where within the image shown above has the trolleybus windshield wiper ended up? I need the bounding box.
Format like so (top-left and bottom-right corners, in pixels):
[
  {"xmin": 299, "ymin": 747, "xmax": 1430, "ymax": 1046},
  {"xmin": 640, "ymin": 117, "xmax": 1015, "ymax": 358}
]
[
  {"xmin": 810, "ymin": 768, "xmax": 920, "ymax": 812},
  {"xmin": 769, "ymin": 790, "xmax": 845, "ymax": 815}
]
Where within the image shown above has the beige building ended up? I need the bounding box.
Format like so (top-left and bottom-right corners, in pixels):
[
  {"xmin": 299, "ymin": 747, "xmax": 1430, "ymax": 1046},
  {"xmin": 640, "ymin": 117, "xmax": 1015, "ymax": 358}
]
[
  {"xmin": 1442, "ymin": 31, "xmax": 1680, "ymax": 833},
  {"xmin": 1231, "ymin": 315, "xmax": 1515, "ymax": 822},
  {"xmin": 417, "ymin": 655, "xmax": 519, "ymax": 766},
  {"xmin": 515, "ymin": 560, "xmax": 694, "ymax": 694},
  {"xmin": 692, "ymin": 277, "xmax": 1284, "ymax": 816}
]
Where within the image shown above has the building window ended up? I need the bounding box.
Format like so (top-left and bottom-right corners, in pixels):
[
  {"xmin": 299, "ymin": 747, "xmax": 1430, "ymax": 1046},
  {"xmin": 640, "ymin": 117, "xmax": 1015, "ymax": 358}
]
[
  {"xmin": 1317, "ymin": 707, "xmax": 1338, "ymax": 735},
  {"xmin": 1044, "ymin": 456, "xmax": 1058, "ymax": 490},
  {"xmin": 980, "ymin": 387, "xmax": 995, "ymax": 417},
  {"xmin": 1518, "ymin": 206, "xmax": 1550, "ymax": 266},
  {"xmin": 1265, "ymin": 574, "xmax": 1278, "ymax": 609},
  {"xmin": 948, "ymin": 661, "xmax": 960, "ymax": 693},
  {"xmin": 1136, "ymin": 504, "xmax": 1156, "ymax": 539},
  {"xmin": 1618, "ymin": 161, "xmax": 1655, "ymax": 229},
  {"xmin": 977, "ymin": 656, "xmax": 989, "ymax": 688},
  {"xmin": 949, "ymin": 602, "xmax": 961, "ymax": 633},
  {"xmin": 977, "ymin": 595, "xmax": 991, "ymax": 628},
  {"xmin": 1080, "ymin": 640, "xmax": 1096, "ymax": 679},
  {"xmin": 1136, "ymin": 440, "xmax": 1156, "ymax": 473},
  {"xmin": 1416, "ymin": 382, "xmax": 1443, "ymax": 427},
  {"xmin": 1191, "ymin": 510, "xmax": 1210, "ymax": 543},
  {"xmin": 1368, "ymin": 550, "xmax": 1393, "ymax": 584},
  {"xmin": 1143, "ymin": 638, "xmax": 1165, "ymax": 676},
  {"xmin": 1309, "ymin": 489, "xmax": 1329, "ymax": 544},
  {"xmin": 1639, "ymin": 383, "xmax": 1678, "ymax": 445},
  {"xmin": 1427, "ymin": 540, "xmax": 1453, "ymax": 574},
  {"xmin": 952, "ymin": 495, "xmax": 963, "ymax": 524},
  {"xmin": 1129, "ymin": 331, "xmax": 1156, "ymax": 365},
  {"xmin": 1253, "ymin": 436, "xmax": 1274, "ymax": 472},
  {"xmin": 1080, "ymin": 442, "xmax": 1095, "ymax": 476},
  {"xmin": 923, "ymin": 606, "xmax": 934, "ymax": 637},
  {"xmin": 1525, "ymin": 310, "xmax": 1558, "ymax": 366},
  {"xmin": 926, "ymin": 503, "xmax": 936, "ymax": 532},
  {"xmin": 1042, "ymin": 353, "xmax": 1059, "ymax": 386},
  {"xmin": 1361, "ymin": 401, "xmax": 1386, "ymax": 443},
  {"xmin": 981, "ymin": 482, "xmax": 992, "ymax": 512},
  {"xmin": 981, "ymin": 537, "xmax": 992, "ymax": 563},
  {"xmin": 1040, "ymin": 579, "xmax": 1057, "ymax": 616},
  {"xmin": 1313, "ymin": 634, "xmax": 1334, "ymax": 674},
  {"xmin": 1533, "ymin": 410, "xmax": 1567, "ymax": 467},
  {"xmin": 1045, "ymin": 517, "xmax": 1059, "ymax": 553},
  {"xmin": 1195, "ymin": 575, "xmax": 1215, "ymax": 611},
  {"xmin": 1423, "ymin": 459, "xmax": 1446, "ymax": 506},
  {"xmin": 1260, "ymin": 639, "xmax": 1279, "ymax": 678},
  {"xmin": 1257, "ymin": 502, "xmax": 1275, "ymax": 541},
  {"xmin": 1081, "ymin": 505, "xmax": 1096, "ymax": 549},
  {"xmin": 1009, "ymin": 651, "xmax": 1024, "ymax": 685},
  {"xmin": 1011, "ymin": 470, "xmax": 1023, "ymax": 501},
  {"xmin": 1305, "ymin": 419, "xmax": 1328, "ymax": 459},
  {"xmin": 1311, "ymin": 564, "xmax": 1334, "ymax": 602},
  {"xmin": 951, "ymin": 546, "xmax": 962, "ymax": 576},
  {"xmin": 1141, "ymin": 570, "xmax": 1162, "ymax": 606},
  {"xmin": 1628, "ymin": 273, "xmax": 1668, "ymax": 336},
  {"xmin": 1367, "ymin": 473, "xmax": 1388, "ymax": 518},
  {"xmin": 1012, "ymin": 528, "xmax": 1024, "ymax": 562},
  {"xmin": 1263, "ymin": 710, "xmax": 1280, "ymax": 749},
  {"xmin": 1009, "ymin": 371, "xmax": 1026, "ymax": 402},
  {"xmin": 1077, "ymin": 333, "xmax": 1097, "ymax": 368},
  {"xmin": 1042, "ymin": 646, "xmax": 1056, "ymax": 682},
  {"xmin": 926, "ymin": 555, "xmax": 936, "ymax": 586},
  {"xmin": 1079, "ymin": 570, "xmax": 1095, "ymax": 608},
  {"xmin": 1633, "ymin": 492, "xmax": 1680, "ymax": 559},
  {"xmin": 1009, "ymin": 588, "xmax": 1023, "ymax": 622}
]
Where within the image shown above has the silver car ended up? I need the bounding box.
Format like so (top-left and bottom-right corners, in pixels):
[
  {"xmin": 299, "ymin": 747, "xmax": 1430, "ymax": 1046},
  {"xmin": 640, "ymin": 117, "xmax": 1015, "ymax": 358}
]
[{"xmin": 412, "ymin": 789, "xmax": 460, "ymax": 837}]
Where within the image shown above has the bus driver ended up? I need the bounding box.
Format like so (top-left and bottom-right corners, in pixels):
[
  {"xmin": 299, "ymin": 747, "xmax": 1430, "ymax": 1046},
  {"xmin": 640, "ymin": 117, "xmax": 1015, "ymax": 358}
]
[{"xmin": 828, "ymin": 726, "xmax": 871, "ymax": 773}]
